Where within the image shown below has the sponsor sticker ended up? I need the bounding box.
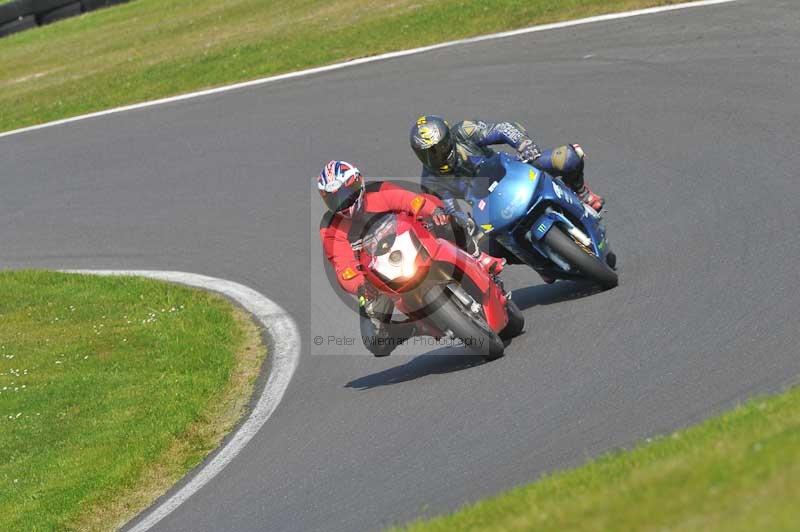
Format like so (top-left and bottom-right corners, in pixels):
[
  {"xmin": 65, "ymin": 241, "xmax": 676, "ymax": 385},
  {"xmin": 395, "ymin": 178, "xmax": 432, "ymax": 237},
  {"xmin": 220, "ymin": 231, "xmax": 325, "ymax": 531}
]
[
  {"xmin": 478, "ymin": 199, "xmax": 486, "ymax": 211},
  {"xmin": 341, "ymin": 267, "xmax": 359, "ymax": 280},
  {"xmin": 488, "ymin": 181, "xmax": 499, "ymax": 192}
]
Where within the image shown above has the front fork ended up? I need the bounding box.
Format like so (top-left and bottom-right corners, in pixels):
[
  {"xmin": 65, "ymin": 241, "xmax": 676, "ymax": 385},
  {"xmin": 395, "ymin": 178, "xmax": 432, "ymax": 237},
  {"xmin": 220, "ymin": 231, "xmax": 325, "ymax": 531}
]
[
  {"xmin": 495, "ymin": 210, "xmax": 595, "ymax": 276},
  {"xmin": 447, "ymin": 283, "xmax": 484, "ymax": 315}
]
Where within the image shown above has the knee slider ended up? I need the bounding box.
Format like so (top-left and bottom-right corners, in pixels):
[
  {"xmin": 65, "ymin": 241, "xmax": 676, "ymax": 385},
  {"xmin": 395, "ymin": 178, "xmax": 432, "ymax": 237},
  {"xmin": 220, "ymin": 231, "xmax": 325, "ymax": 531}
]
[
  {"xmin": 568, "ymin": 143, "xmax": 585, "ymax": 178},
  {"xmin": 551, "ymin": 144, "xmax": 584, "ymax": 186},
  {"xmin": 551, "ymin": 144, "xmax": 583, "ymax": 171},
  {"xmin": 362, "ymin": 335, "xmax": 396, "ymax": 357}
]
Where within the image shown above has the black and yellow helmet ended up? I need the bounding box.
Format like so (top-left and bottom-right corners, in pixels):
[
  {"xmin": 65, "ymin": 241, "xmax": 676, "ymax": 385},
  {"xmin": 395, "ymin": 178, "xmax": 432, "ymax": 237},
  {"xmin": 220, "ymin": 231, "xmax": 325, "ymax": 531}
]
[{"xmin": 410, "ymin": 115, "xmax": 456, "ymax": 174}]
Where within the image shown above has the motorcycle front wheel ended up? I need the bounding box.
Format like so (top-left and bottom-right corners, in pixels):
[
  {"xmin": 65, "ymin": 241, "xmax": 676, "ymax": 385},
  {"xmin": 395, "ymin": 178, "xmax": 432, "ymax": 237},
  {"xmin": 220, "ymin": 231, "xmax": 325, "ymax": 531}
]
[
  {"xmin": 543, "ymin": 225, "xmax": 618, "ymax": 289},
  {"xmin": 423, "ymin": 285, "xmax": 505, "ymax": 361}
]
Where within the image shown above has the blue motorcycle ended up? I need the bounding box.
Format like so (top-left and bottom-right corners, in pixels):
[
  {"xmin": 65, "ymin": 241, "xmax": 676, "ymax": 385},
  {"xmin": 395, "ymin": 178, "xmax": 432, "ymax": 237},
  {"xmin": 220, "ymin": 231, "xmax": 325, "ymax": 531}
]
[{"xmin": 466, "ymin": 153, "xmax": 618, "ymax": 289}]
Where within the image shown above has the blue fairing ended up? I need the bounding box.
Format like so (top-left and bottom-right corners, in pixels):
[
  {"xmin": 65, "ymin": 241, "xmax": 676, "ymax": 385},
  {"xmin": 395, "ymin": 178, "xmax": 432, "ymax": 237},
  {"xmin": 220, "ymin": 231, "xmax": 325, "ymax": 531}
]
[
  {"xmin": 470, "ymin": 157, "xmax": 537, "ymax": 233},
  {"xmin": 466, "ymin": 153, "xmax": 611, "ymax": 267}
]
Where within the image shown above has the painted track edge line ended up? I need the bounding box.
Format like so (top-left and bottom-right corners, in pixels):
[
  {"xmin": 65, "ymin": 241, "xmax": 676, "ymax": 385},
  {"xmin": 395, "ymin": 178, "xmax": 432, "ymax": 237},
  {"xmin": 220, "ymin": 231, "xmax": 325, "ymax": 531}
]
[
  {"xmin": 0, "ymin": 0, "xmax": 736, "ymax": 140},
  {"xmin": 62, "ymin": 270, "xmax": 301, "ymax": 532}
]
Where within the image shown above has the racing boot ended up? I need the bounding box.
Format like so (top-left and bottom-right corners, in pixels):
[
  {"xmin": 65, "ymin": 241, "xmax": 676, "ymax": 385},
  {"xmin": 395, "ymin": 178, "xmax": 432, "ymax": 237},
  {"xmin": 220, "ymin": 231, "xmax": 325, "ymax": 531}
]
[
  {"xmin": 575, "ymin": 183, "xmax": 605, "ymax": 212},
  {"xmin": 459, "ymin": 216, "xmax": 506, "ymax": 275}
]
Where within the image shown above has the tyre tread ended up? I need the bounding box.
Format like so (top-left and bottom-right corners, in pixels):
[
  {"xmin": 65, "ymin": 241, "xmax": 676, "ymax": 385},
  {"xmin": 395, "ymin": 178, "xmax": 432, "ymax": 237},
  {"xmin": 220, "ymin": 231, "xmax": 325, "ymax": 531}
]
[{"xmin": 544, "ymin": 226, "xmax": 618, "ymax": 289}]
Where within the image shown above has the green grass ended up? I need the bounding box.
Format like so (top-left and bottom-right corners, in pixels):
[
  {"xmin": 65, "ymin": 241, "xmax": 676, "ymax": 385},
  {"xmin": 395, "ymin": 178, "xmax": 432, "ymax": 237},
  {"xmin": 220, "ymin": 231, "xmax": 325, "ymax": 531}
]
[
  {"xmin": 397, "ymin": 386, "xmax": 800, "ymax": 531},
  {"xmin": 0, "ymin": 270, "xmax": 265, "ymax": 531},
  {"xmin": 0, "ymin": 0, "xmax": 687, "ymax": 133}
]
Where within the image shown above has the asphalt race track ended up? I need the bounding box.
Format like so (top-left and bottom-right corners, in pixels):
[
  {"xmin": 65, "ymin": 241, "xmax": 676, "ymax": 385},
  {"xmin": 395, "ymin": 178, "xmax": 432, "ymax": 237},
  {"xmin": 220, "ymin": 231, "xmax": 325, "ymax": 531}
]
[{"xmin": 2, "ymin": 1, "xmax": 799, "ymax": 530}]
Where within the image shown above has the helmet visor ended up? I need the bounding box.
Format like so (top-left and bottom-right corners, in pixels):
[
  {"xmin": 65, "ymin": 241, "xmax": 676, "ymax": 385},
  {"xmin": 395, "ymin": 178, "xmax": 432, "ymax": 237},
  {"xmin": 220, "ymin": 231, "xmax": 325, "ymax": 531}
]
[
  {"xmin": 322, "ymin": 185, "xmax": 363, "ymax": 215},
  {"xmin": 420, "ymin": 128, "xmax": 455, "ymax": 173}
]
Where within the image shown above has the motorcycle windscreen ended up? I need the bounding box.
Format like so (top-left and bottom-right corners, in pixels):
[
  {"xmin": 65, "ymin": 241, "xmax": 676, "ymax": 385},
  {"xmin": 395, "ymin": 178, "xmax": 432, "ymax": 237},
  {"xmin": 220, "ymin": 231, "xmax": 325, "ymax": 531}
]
[
  {"xmin": 471, "ymin": 154, "xmax": 538, "ymax": 233},
  {"xmin": 361, "ymin": 213, "xmax": 397, "ymax": 257},
  {"xmin": 470, "ymin": 155, "xmax": 507, "ymax": 198},
  {"xmin": 371, "ymin": 231, "xmax": 421, "ymax": 282}
]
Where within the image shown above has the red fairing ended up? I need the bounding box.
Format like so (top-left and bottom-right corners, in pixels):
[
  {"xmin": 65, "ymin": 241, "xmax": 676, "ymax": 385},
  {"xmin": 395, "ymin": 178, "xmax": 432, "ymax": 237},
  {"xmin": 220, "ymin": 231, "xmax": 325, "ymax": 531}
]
[
  {"xmin": 320, "ymin": 181, "xmax": 443, "ymax": 294},
  {"xmin": 481, "ymin": 283, "xmax": 509, "ymax": 333},
  {"xmin": 425, "ymin": 237, "xmax": 508, "ymax": 333},
  {"xmin": 357, "ymin": 212, "xmax": 509, "ymax": 335},
  {"xmin": 357, "ymin": 216, "xmax": 436, "ymax": 297},
  {"xmin": 321, "ymin": 180, "xmax": 508, "ymax": 335}
]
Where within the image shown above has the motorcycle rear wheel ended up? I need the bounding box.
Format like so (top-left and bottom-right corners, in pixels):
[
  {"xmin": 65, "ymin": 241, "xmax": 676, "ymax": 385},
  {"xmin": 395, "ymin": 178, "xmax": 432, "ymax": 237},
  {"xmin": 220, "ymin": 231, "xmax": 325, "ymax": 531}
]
[
  {"xmin": 424, "ymin": 285, "xmax": 505, "ymax": 361},
  {"xmin": 544, "ymin": 226, "xmax": 619, "ymax": 289}
]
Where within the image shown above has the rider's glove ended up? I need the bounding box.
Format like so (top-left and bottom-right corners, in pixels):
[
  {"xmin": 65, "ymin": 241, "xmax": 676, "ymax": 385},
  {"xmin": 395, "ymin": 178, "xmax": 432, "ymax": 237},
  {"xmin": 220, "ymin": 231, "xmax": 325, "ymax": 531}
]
[
  {"xmin": 357, "ymin": 283, "xmax": 379, "ymax": 309},
  {"xmin": 431, "ymin": 207, "xmax": 450, "ymax": 226},
  {"xmin": 516, "ymin": 139, "xmax": 541, "ymax": 163}
]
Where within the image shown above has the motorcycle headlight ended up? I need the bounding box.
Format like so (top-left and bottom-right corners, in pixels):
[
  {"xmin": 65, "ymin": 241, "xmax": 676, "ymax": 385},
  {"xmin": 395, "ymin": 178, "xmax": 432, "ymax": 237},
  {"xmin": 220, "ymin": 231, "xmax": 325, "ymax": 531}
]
[
  {"xmin": 372, "ymin": 232, "xmax": 419, "ymax": 281},
  {"xmin": 389, "ymin": 250, "xmax": 403, "ymax": 266}
]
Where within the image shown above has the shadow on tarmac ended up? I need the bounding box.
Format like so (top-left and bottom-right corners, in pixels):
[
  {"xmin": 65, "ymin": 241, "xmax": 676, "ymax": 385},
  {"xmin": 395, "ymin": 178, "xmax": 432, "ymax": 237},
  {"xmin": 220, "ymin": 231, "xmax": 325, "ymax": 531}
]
[
  {"xmin": 512, "ymin": 280, "xmax": 600, "ymax": 311},
  {"xmin": 345, "ymin": 281, "xmax": 601, "ymax": 390},
  {"xmin": 345, "ymin": 350, "xmax": 487, "ymax": 391}
]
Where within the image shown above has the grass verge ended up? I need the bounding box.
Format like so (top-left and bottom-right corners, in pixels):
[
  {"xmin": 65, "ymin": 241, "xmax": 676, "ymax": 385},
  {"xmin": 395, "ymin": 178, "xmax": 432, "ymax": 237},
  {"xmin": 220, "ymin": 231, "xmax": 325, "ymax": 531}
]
[
  {"xmin": 0, "ymin": 0, "xmax": 690, "ymax": 133},
  {"xmin": 0, "ymin": 270, "xmax": 266, "ymax": 531},
  {"xmin": 396, "ymin": 385, "xmax": 800, "ymax": 531}
]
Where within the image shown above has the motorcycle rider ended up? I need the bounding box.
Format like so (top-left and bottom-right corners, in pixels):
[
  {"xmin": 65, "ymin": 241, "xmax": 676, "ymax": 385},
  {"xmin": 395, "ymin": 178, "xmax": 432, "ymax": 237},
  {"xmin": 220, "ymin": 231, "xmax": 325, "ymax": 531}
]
[
  {"xmin": 410, "ymin": 115, "xmax": 605, "ymax": 222},
  {"xmin": 318, "ymin": 160, "xmax": 506, "ymax": 357}
]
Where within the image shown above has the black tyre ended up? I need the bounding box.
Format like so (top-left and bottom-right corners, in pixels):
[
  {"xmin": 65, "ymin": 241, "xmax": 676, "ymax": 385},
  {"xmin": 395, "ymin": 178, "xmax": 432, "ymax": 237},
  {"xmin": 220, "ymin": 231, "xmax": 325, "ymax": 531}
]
[
  {"xmin": 499, "ymin": 299, "xmax": 524, "ymax": 340},
  {"xmin": 80, "ymin": 0, "xmax": 128, "ymax": 13},
  {"xmin": 0, "ymin": 1, "xmax": 34, "ymax": 23},
  {"xmin": 37, "ymin": 1, "xmax": 80, "ymax": 24},
  {"xmin": 424, "ymin": 285, "xmax": 505, "ymax": 360},
  {"xmin": 0, "ymin": 14, "xmax": 35, "ymax": 37},
  {"xmin": 32, "ymin": 0, "xmax": 73, "ymax": 14},
  {"xmin": 544, "ymin": 225, "xmax": 618, "ymax": 289},
  {"xmin": 0, "ymin": 3, "xmax": 22, "ymax": 25}
]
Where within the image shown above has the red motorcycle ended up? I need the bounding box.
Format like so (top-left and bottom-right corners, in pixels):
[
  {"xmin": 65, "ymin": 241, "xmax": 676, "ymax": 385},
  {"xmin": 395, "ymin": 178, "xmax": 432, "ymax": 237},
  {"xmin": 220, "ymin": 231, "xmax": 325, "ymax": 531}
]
[{"xmin": 354, "ymin": 199, "xmax": 524, "ymax": 360}]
